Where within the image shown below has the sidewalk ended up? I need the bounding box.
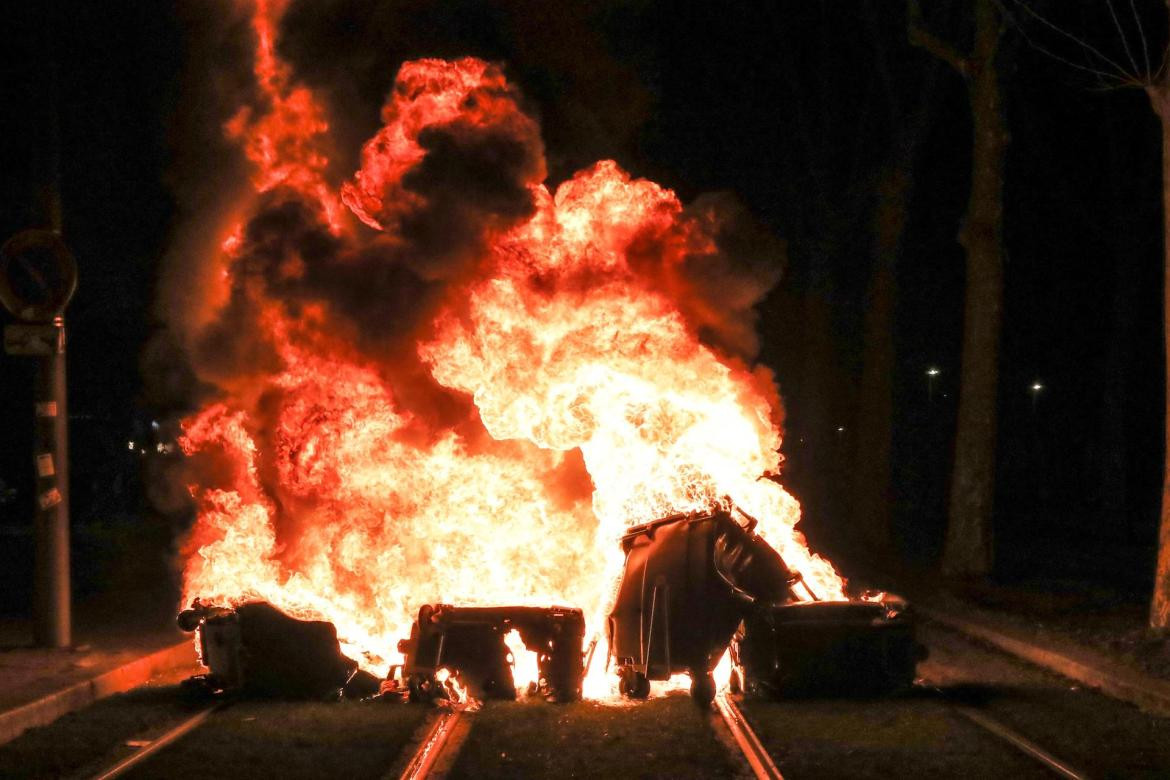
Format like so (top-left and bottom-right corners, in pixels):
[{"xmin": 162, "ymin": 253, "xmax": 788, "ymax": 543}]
[
  {"xmin": 0, "ymin": 592, "xmax": 199, "ymax": 744},
  {"xmin": 919, "ymin": 586, "xmax": 1170, "ymax": 718}
]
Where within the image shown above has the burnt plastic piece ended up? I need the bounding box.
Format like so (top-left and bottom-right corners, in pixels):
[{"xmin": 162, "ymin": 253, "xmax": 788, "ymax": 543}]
[
  {"xmin": 178, "ymin": 600, "xmax": 359, "ymax": 699},
  {"xmin": 607, "ymin": 508, "xmax": 802, "ymax": 705},
  {"xmin": 343, "ymin": 668, "xmax": 383, "ymax": 699},
  {"xmin": 397, "ymin": 604, "xmax": 586, "ymax": 703},
  {"xmin": 733, "ymin": 596, "xmax": 927, "ymax": 698}
]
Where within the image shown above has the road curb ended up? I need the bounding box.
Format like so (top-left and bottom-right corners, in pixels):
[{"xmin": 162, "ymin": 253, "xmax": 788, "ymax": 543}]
[
  {"xmin": 920, "ymin": 606, "xmax": 1170, "ymax": 718},
  {"xmin": 0, "ymin": 640, "xmax": 197, "ymax": 746}
]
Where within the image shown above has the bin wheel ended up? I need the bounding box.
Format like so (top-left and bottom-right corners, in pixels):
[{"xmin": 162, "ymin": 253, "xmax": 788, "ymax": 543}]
[
  {"xmin": 408, "ymin": 674, "xmax": 435, "ymax": 704},
  {"xmin": 690, "ymin": 672, "xmax": 716, "ymax": 707},
  {"xmin": 619, "ymin": 669, "xmax": 650, "ymax": 699},
  {"xmin": 617, "ymin": 669, "xmax": 632, "ymax": 696}
]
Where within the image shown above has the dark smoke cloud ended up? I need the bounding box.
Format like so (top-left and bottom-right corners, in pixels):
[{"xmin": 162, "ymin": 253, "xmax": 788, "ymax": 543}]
[
  {"xmin": 145, "ymin": 0, "xmax": 269, "ymax": 414},
  {"xmin": 674, "ymin": 192, "xmax": 786, "ymax": 360},
  {"xmin": 394, "ymin": 122, "xmax": 543, "ymax": 279},
  {"xmin": 152, "ymin": 2, "xmax": 791, "ymax": 540},
  {"xmin": 275, "ymin": 0, "xmax": 653, "ymax": 183}
]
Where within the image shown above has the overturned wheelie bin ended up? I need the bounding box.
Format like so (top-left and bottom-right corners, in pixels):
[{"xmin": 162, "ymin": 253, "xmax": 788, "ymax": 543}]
[
  {"xmin": 397, "ymin": 604, "xmax": 587, "ymax": 703},
  {"xmin": 732, "ymin": 596, "xmax": 926, "ymax": 697},
  {"xmin": 607, "ymin": 508, "xmax": 805, "ymax": 705},
  {"xmin": 176, "ymin": 599, "xmax": 376, "ymax": 699}
]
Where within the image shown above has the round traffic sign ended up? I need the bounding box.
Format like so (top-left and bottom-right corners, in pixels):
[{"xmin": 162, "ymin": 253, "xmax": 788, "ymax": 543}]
[{"xmin": 0, "ymin": 230, "xmax": 77, "ymax": 322}]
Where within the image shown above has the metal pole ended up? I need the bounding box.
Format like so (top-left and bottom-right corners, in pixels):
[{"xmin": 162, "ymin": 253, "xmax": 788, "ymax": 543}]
[
  {"xmin": 33, "ymin": 316, "xmax": 70, "ymax": 647},
  {"xmin": 33, "ymin": 0, "xmax": 70, "ymax": 649}
]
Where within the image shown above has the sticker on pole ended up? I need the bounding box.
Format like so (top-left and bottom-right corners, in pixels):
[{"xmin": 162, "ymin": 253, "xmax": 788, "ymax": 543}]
[
  {"xmin": 38, "ymin": 487, "xmax": 62, "ymax": 510},
  {"xmin": 4, "ymin": 323, "xmax": 59, "ymax": 356},
  {"xmin": 36, "ymin": 453, "xmax": 55, "ymax": 477},
  {"xmin": 0, "ymin": 230, "xmax": 77, "ymax": 322}
]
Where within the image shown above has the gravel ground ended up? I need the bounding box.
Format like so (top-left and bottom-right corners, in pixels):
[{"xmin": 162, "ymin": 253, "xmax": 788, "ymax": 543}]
[
  {"xmin": 448, "ymin": 694, "xmax": 743, "ymax": 779},
  {"xmin": 121, "ymin": 699, "xmax": 428, "ymax": 780},
  {"xmin": 740, "ymin": 694, "xmax": 1048, "ymax": 779},
  {"xmin": 737, "ymin": 621, "xmax": 1170, "ymax": 778},
  {"xmin": 922, "ymin": 622, "xmax": 1170, "ymax": 778}
]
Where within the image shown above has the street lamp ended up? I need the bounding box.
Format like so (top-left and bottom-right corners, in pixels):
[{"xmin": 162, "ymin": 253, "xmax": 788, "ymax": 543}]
[
  {"xmin": 1030, "ymin": 380, "xmax": 1044, "ymax": 411},
  {"xmin": 926, "ymin": 366, "xmax": 940, "ymax": 402}
]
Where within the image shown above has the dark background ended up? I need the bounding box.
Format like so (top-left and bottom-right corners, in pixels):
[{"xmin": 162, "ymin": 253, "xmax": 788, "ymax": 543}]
[{"xmin": 0, "ymin": 1, "xmax": 1164, "ymax": 614}]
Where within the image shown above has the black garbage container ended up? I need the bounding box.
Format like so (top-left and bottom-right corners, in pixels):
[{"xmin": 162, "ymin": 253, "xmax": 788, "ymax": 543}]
[
  {"xmin": 177, "ymin": 600, "xmax": 361, "ymax": 698},
  {"xmin": 607, "ymin": 509, "xmax": 801, "ymax": 704},
  {"xmin": 733, "ymin": 597, "xmax": 926, "ymax": 697},
  {"xmin": 397, "ymin": 604, "xmax": 586, "ymax": 703}
]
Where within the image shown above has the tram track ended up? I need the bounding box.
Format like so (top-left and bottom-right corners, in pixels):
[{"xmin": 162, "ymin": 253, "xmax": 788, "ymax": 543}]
[
  {"xmin": 713, "ymin": 692, "xmax": 785, "ymax": 780},
  {"xmin": 727, "ymin": 685, "xmax": 1092, "ymax": 780},
  {"xmin": 79, "ymin": 689, "xmax": 1091, "ymax": 780},
  {"xmin": 88, "ymin": 700, "xmax": 228, "ymax": 780},
  {"xmin": 948, "ymin": 700, "xmax": 1087, "ymax": 780},
  {"xmin": 393, "ymin": 707, "xmax": 470, "ymax": 780},
  {"xmin": 53, "ymin": 655, "xmax": 1110, "ymax": 780},
  {"xmin": 78, "ymin": 694, "xmax": 430, "ymax": 780}
]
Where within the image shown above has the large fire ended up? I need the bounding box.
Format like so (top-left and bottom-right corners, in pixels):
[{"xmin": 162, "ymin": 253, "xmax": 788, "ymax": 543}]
[{"xmin": 174, "ymin": 0, "xmax": 845, "ymax": 688}]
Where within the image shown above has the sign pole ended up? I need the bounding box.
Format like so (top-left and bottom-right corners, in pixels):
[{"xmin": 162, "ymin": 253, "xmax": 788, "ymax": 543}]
[
  {"xmin": 1, "ymin": 230, "xmax": 77, "ymax": 649},
  {"xmin": 32, "ymin": 316, "xmax": 69, "ymax": 647}
]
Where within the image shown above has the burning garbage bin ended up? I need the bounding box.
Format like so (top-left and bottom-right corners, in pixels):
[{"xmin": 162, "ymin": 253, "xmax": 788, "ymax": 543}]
[
  {"xmin": 607, "ymin": 508, "xmax": 804, "ymax": 705},
  {"xmin": 177, "ymin": 599, "xmax": 373, "ymax": 698},
  {"xmin": 397, "ymin": 604, "xmax": 586, "ymax": 703},
  {"xmin": 731, "ymin": 596, "xmax": 926, "ymax": 698}
]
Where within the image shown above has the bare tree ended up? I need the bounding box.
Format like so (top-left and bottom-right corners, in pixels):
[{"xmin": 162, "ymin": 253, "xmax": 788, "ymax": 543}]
[
  {"xmin": 1151, "ymin": 10, "xmax": 1170, "ymax": 628},
  {"xmin": 849, "ymin": 4, "xmax": 944, "ymax": 571},
  {"xmin": 1003, "ymin": 0, "xmax": 1170, "ymax": 625},
  {"xmin": 909, "ymin": 0, "xmax": 1008, "ymax": 577}
]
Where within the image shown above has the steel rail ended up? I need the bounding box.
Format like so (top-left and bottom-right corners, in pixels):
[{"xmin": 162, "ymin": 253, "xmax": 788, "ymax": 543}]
[
  {"xmin": 396, "ymin": 708, "xmax": 464, "ymax": 780},
  {"xmin": 951, "ymin": 704, "xmax": 1089, "ymax": 780},
  {"xmin": 714, "ymin": 693, "xmax": 784, "ymax": 780},
  {"xmin": 920, "ymin": 630, "xmax": 1092, "ymax": 779},
  {"xmin": 90, "ymin": 701, "xmax": 225, "ymax": 780}
]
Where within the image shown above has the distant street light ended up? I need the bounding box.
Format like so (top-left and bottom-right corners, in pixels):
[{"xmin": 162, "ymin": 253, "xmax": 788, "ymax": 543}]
[
  {"xmin": 926, "ymin": 366, "xmax": 940, "ymax": 402},
  {"xmin": 1030, "ymin": 380, "xmax": 1045, "ymax": 412}
]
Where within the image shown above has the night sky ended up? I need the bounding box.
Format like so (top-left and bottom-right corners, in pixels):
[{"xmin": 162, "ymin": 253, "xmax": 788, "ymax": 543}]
[{"xmin": 0, "ymin": 1, "xmax": 1165, "ymax": 612}]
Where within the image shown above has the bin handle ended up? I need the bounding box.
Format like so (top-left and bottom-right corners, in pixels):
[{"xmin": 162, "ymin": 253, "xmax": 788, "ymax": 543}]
[{"xmin": 713, "ymin": 545, "xmax": 821, "ymax": 604}]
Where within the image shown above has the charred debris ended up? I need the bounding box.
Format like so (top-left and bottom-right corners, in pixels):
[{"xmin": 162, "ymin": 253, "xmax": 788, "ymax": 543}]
[{"xmin": 177, "ymin": 508, "xmax": 925, "ymax": 707}]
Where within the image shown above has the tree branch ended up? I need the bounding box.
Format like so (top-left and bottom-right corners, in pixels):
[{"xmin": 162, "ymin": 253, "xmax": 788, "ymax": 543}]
[{"xmin": 907, "ymin": 0, "xmax": 972, "ymax": 77}]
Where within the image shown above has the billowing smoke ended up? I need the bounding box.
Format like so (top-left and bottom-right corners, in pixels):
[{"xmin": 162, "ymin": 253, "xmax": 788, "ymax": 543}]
[
  {"xmin": 152, "ymin": 1, "xmax": 840, "ymax": 673},
  {"xmin": 162, "ymin": 37, "xmax": 785, "ymax": 437}
]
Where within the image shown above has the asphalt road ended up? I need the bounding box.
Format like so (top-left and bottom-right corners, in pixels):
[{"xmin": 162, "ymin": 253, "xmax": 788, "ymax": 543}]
[{"xmin": 3, "ymin": 621, "xmax": 1169, "ymax": 779}]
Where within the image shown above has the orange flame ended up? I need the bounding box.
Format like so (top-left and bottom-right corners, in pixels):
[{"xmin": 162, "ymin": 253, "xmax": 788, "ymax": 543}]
[
  {"xmin": 224, "ymin": 0, "xmax": 344, "ymax": 232},
  {"xmin": 177, "ymin": 2, "xmax": 844, "ymax": 686}
]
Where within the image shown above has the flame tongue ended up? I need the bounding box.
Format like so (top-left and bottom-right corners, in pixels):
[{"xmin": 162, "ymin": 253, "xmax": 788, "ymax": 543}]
[{"xmin": 176, "ymin": 7, "xmax": 845, "ymax": 681}]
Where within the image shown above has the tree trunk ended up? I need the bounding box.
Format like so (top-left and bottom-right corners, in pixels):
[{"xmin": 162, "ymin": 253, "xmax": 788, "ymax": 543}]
[
  {"xmin": 1147, "ymin": 79, "xmax": 1170, "ymax": 627},
  {"xmin": 941, "ymin": 0, "xmax": 1007, "ymax": 577},
  {"xmin": 1099, "ymin": 109, "xmax": 1138, "ymax": 543},
  {"xmin": 851, "ymin": 166, "xmax": 907, "ymax": 567}
]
